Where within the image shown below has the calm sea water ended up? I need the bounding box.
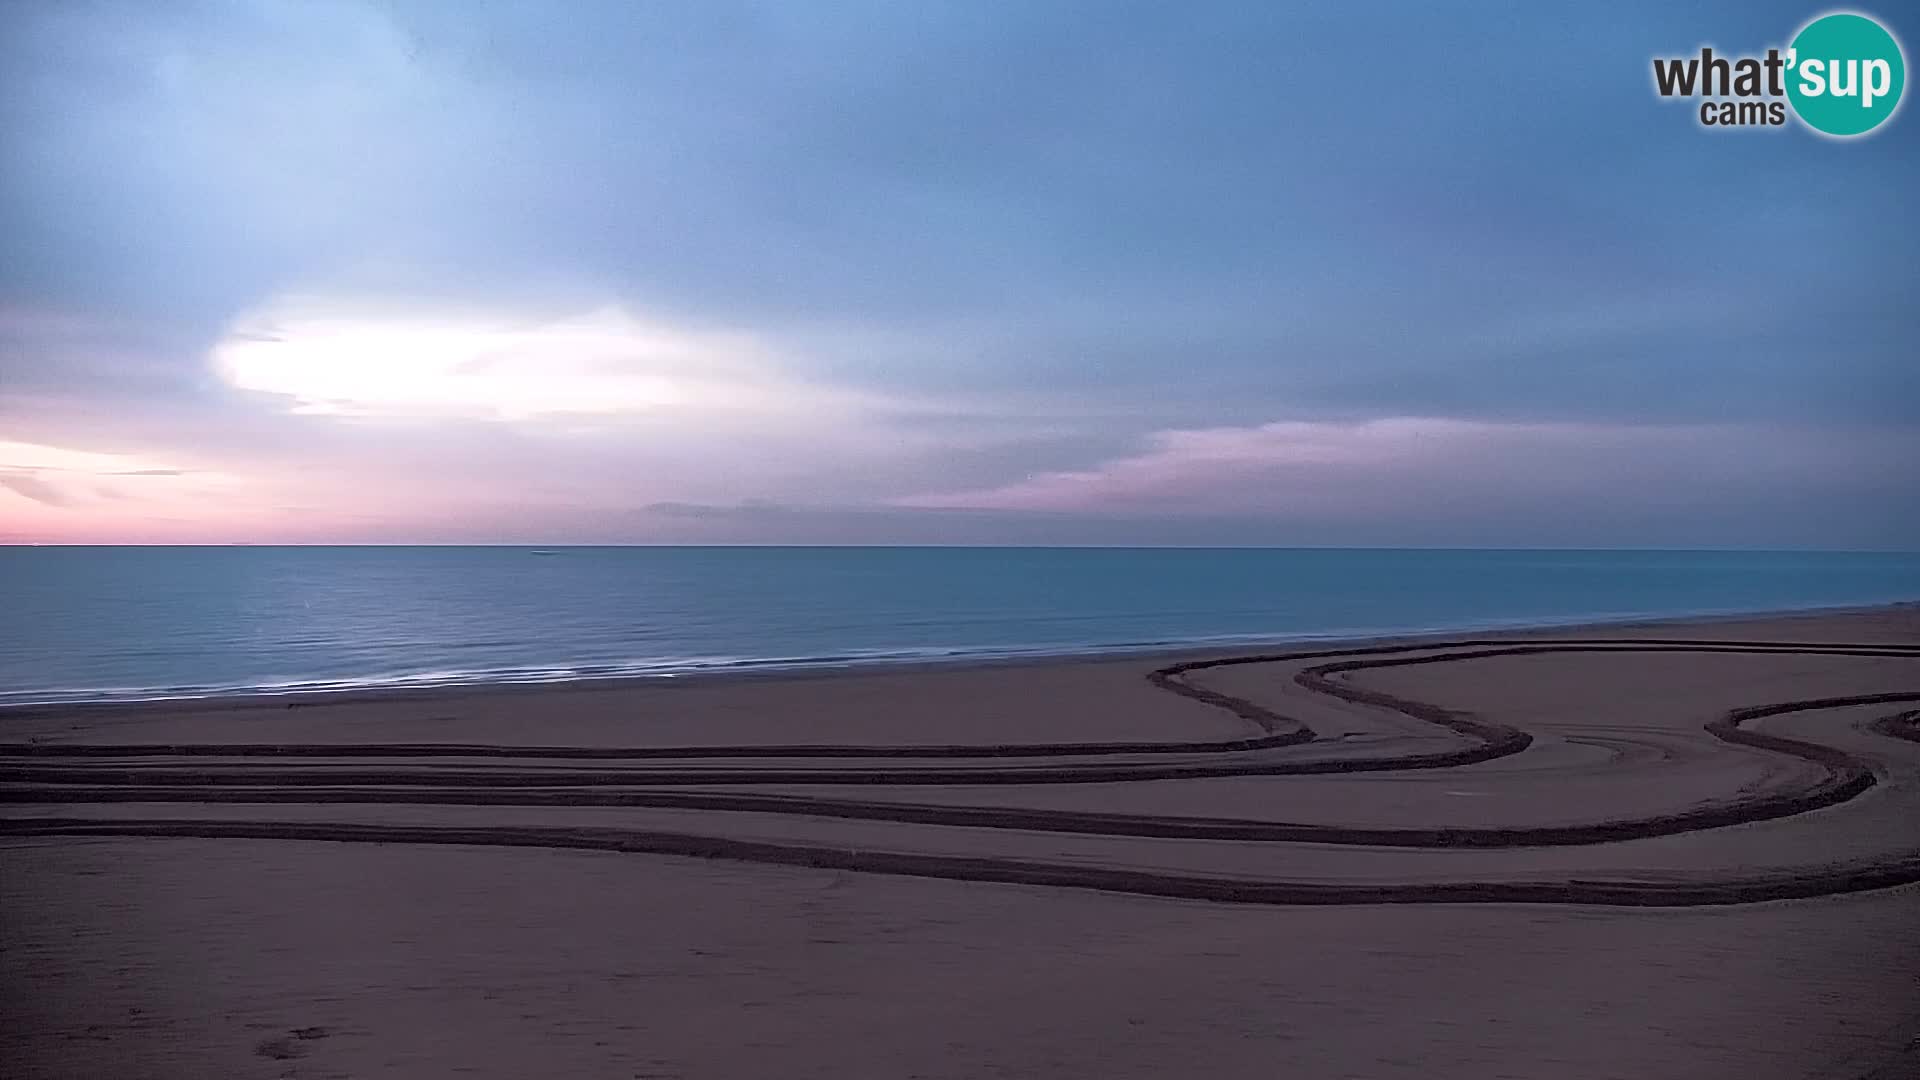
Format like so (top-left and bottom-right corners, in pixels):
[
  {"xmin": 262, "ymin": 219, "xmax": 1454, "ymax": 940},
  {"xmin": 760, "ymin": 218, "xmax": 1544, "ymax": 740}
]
[{"xmin": 1, "ymin": 547, "xmax": 1916, "ymax": 706}]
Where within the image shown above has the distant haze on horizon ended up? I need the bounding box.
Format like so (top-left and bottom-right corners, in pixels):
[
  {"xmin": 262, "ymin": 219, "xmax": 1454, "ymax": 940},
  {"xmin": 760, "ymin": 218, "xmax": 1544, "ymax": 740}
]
[{"xmin": 1, "ymin": 1, "xmax": 1915, "ymax": 548}]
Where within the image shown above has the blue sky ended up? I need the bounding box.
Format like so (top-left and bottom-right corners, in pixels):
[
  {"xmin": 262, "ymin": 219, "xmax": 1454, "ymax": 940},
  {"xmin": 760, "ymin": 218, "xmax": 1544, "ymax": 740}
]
[{"xmin": 1, "ymin": 1, "xmax": 1914, "ymax": 545}]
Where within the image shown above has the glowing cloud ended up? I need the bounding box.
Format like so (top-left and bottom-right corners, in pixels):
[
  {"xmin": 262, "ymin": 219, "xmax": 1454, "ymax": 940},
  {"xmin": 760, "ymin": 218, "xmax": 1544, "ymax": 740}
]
[{"xmin": 213, "ymin": 302, "xmax": 840, "ymax": 421}]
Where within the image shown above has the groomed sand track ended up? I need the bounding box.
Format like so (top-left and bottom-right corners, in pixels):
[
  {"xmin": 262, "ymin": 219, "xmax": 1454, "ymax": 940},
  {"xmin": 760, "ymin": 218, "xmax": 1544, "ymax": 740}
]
[{"xmin": 5, "ymin": 637, "xmax": 1919, "ymax": 907}]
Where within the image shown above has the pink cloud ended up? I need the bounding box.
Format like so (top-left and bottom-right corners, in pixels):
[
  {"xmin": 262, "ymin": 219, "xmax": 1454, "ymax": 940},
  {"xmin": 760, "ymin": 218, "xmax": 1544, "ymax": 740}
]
[{"xmin": 892, "ymin": 417, "xmax": 1904, "ymax": 521}]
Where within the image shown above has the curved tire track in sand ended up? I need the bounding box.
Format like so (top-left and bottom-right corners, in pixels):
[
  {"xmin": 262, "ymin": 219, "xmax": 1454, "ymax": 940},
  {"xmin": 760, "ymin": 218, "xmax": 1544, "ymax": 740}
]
[
  {"xmin": 5, "ymin": 638, "xmax": 1919, "ymax": 906},
  {"xmin": 7, "ymin": 816, "xmax": 1919, "ymax": 908}
]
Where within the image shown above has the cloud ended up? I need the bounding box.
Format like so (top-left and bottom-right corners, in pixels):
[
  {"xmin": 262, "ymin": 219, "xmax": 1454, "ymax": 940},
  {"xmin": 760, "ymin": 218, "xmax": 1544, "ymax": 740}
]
[
  {"xmin": 0, "ymin": 440, "xmax": 244, "ymax": 532},
  {"xmin": 0, "ymin": 2, "xmax": 1913, "ymax": 546},
  {"xmin": 645, "ymin": 500, "xmax": 796, "ymax": 520},
  {"xmin": 209, "ymin": 299, "xmax": 886, "ymax": 422},
  {"xmin": 897, "ymin": 418, "xmax": 1565, "ymax": 513},
  {"xmin": 0, "ymin": 472, "xmax": 68, "ymax": 506},
  {"xmin": 897, "ymin": 417, "xmax": 1920, "ymax": 540}
]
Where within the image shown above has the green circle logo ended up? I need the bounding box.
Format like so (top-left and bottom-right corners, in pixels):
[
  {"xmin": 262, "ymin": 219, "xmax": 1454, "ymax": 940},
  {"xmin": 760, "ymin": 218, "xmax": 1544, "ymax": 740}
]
[{"xmin": 1786, "ymin": 12, "xmax": 1906, "ymax": 136}]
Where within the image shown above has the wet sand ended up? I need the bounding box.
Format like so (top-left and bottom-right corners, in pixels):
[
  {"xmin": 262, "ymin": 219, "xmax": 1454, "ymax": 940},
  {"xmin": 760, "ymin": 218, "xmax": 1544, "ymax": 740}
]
[{"xmin": 4, "ymin": 606, "xmax": 1919, "ymax": 1078}]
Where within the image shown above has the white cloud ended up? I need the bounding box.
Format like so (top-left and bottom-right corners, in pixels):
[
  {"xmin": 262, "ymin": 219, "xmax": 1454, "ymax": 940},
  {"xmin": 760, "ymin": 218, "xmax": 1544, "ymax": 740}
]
[{"xmin": 212, "ymin": 300, "xmax": 883, "ymax": 421}]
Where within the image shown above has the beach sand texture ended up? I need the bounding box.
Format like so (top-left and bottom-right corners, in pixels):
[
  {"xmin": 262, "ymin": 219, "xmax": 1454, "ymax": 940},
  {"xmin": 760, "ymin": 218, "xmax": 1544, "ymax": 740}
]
[{"xmin": 4, "ymin": 606, "xmax": 1918, "ymax": 1078}]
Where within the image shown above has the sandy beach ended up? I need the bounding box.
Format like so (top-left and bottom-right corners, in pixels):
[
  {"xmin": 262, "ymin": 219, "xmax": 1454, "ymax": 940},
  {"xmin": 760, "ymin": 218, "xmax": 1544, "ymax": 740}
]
[{"xmin": 4, "ymin": 605, "xmax": 1919, "ymax": 1079}]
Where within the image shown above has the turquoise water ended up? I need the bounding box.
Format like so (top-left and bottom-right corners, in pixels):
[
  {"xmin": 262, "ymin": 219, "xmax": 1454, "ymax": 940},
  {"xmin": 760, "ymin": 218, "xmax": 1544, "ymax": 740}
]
[{"xmin": 0, "ymin": 547, "xmax": 1916, "ymax": 706}]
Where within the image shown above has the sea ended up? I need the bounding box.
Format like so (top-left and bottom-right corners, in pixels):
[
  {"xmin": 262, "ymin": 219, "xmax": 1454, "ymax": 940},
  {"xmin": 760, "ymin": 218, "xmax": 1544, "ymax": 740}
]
[{"xmin": 1, "ymin": 546, "xmax": 1916, "ymax": 707}]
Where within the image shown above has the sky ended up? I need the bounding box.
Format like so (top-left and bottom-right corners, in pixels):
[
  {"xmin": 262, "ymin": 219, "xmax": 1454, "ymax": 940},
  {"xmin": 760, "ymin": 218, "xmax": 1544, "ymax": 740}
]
[{"xmin": 0, "ymin": 0, "xmax": 1915, "ymax": 547}]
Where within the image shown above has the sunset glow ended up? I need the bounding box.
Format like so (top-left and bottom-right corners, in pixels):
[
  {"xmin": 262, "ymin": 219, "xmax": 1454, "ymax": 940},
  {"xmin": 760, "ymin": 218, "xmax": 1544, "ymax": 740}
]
[
  {"xmin": 0, "ymin": 2, "xmax": 1912, "ymax": 547},
  {"xmin": 214, "ymin": 305, "xmax": 776, "ymax": 420}
]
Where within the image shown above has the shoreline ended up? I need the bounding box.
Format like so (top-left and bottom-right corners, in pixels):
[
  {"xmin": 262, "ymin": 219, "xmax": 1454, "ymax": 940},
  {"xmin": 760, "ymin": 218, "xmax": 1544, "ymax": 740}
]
[
  {"xmin": 6, "ymin": 606, "xmax": 1919, "ymax": 909},
  {"xmin": 5, "ymin": 597, "xmax": 1915, "ymax": 715},
  {"xmin": 6, "ymin": 603, "xmax": 1918, "ymax": 1078}
]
